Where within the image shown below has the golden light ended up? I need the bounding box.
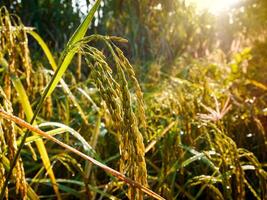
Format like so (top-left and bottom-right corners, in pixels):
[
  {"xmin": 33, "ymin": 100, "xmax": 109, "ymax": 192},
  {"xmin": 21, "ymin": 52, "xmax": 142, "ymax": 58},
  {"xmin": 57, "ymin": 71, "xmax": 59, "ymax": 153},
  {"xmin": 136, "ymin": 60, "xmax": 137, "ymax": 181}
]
[{"xmin": 186, "ymin": 0, "xmax": 240, "ymax": 15}]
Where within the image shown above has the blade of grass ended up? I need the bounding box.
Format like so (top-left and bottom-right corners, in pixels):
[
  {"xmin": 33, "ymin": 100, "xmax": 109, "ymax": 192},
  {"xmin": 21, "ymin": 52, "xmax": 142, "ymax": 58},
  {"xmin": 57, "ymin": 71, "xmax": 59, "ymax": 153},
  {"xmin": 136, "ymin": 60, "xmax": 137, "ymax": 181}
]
[
  {"xmin": 26, "ymin": 183, "xmax": 40, "ymax": 200},
  {"xmin": 0, "ymin": 109, "xmax": 165, "ymax": 200},
  {"xmin": 39, "ymin": 122, "xmax": 96, "ymax": 156},
  {"xmin": 27, "ymin": 30, "xmax": 57, "ymax": 69},
  {"xmin": 24, "ymin": 128, "xmax": 65, "ymax": 144},
  {"xmin": 46, "ymin": 0, "xmax": 101, "ymax": 97},
  {"xmin": 66, "ymin": 0, "xmax": 100, "ymax": 47},
  {"xmin": 27, "ymin": 31, "xmax": 89, "ymax": 124}
]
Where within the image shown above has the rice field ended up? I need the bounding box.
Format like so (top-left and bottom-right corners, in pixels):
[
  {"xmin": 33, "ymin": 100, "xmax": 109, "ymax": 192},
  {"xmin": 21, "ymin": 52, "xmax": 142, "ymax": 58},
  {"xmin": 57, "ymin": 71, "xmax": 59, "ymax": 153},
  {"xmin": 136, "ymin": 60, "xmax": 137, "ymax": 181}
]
[{"xmin": 0, "ymin": 0, "xmax": 266, "ymax": 199}]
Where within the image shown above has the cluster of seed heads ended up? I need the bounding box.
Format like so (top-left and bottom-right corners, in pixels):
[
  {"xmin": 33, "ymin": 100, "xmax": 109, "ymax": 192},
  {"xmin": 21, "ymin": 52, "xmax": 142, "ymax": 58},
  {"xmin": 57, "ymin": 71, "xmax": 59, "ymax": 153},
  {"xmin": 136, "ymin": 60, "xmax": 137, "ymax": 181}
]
[
  {"xmin": 0, "ymin": 7, "xmax": 30, "ymax": 199},
  {"xmin": 79, "ymin": 36, "xmax": 148, "ymax": 199},
  {"xmin": 0, "ymin": 88, "xmax": 27, "ymax": 199}
]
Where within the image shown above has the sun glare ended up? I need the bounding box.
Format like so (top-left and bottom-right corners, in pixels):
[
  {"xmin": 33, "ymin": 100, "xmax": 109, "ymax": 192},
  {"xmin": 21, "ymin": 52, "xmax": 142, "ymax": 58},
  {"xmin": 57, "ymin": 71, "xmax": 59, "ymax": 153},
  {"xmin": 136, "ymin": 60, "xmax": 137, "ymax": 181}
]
[{"xmin": 186, "ymin": 0, "xmax": 240, "ymax": 15}]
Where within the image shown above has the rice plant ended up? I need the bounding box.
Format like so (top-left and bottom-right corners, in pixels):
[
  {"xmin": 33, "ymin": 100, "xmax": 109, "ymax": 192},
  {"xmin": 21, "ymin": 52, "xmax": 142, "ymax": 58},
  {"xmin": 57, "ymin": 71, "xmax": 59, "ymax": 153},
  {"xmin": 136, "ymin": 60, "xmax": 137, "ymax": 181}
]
[
  {"xmin": 0, "ymin": 2, "xmax": 162, "ymax": 200},
  {"xmin": 0, "ymin": 1, "xmax": 266, "ymax": 200}
]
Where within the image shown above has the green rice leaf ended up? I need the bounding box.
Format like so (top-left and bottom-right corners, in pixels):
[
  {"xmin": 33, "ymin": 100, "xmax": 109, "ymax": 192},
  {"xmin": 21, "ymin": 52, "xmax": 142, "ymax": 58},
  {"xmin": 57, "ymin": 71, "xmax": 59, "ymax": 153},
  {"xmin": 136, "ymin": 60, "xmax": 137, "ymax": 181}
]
[
  {"xmin": 46, "ymin": 0, "xmax": 101, "ymax": 97},
  {"xmin": 27, "ymin": 30, "xmax": 57, "ymax": 70}
]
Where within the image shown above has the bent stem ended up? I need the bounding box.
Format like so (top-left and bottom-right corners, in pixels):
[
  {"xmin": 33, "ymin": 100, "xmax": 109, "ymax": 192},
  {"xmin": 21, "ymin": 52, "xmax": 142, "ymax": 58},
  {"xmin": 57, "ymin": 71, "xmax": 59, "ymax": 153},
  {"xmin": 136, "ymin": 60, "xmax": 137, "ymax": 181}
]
[{"xmin": 0, "ymin": 110, "xmax": 165, "ymax": 200}]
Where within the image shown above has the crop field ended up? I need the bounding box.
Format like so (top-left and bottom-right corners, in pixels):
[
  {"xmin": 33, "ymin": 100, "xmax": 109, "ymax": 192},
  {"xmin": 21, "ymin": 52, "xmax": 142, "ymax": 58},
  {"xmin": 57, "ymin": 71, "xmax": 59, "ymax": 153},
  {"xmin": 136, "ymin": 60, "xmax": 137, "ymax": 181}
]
[{"xmin": 0, "ymin": 0, "xmax": 266, "ymax": 199}]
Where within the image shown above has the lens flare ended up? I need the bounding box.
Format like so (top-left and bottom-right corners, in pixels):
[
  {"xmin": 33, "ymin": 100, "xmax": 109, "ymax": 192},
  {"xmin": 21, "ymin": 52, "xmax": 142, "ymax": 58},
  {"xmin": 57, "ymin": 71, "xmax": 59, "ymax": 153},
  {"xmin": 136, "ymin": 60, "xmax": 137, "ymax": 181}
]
[{"xmin": 186, "ymin": 0, "xmax": 240, "ymax": 15}]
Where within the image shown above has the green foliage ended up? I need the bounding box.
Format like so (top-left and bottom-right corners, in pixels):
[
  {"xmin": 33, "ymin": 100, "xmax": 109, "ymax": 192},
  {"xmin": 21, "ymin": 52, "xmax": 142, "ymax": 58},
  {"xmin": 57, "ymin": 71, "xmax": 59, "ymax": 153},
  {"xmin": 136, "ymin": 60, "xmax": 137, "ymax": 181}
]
[
  {"xmin": 143, "ymin": 51, "xmax": 266, "ymax": 199},
  {"xmin": 0, "ymin": 0, "xmax": 267, "ymax": 199},
  {"xmin": 0, "ymin": 0, "xmax": 82, "ymax": 50}
]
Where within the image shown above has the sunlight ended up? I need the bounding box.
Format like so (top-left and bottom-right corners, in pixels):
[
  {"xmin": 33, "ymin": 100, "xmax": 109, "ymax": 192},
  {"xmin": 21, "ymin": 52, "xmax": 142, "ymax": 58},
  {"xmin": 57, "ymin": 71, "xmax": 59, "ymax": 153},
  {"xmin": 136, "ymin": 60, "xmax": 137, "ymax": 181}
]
[
  {"xmin": 72, "ymin": 0, "xmax": 88, "ymax": 14},
  {"xmin": 186, "ymin": 0, "xmax": 240, "ymax": 15}
]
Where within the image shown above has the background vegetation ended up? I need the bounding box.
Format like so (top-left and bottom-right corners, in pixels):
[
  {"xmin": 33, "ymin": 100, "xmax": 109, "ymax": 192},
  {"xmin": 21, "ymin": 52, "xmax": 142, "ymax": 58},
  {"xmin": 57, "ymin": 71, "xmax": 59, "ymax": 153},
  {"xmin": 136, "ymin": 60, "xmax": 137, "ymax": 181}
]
[{"xmin": 0, "ymin": 0, "xmax": 266, "ymax": 199}]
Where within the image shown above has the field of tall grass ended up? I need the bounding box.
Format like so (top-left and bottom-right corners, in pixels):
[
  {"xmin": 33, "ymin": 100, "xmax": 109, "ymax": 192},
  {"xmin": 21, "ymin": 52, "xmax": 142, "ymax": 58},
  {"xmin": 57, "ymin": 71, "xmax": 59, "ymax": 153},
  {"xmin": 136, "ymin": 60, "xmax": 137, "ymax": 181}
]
[{"xmin": 0, "ymin": 1, "xmax": 266, "ymax": 199}]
